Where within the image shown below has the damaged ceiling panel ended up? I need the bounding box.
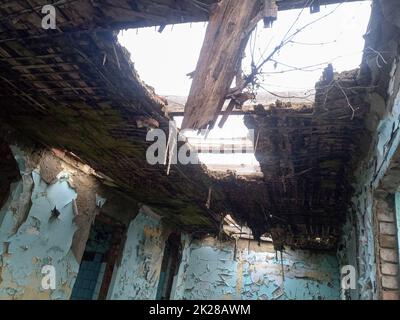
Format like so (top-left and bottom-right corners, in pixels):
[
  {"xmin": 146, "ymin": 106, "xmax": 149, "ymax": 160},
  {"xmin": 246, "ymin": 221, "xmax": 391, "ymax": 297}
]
[
  {"xmin": 0, "ymin": 0, "xmax": 365, "ymax": 36},
  {"xmin": 0, "ymin": 26, "xmax": 225, "ymax": 234},
  {"xmin": 0, "ymin": 0, "xmax": 372, "ymax": 251},
  {"xmin": 231, "ymin": 70, "xmax": 368, "ymax": 250}
]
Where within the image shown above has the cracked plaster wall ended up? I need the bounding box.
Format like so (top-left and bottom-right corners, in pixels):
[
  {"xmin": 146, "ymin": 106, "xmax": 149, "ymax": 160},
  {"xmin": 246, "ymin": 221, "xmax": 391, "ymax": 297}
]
[
  {"xmin": 175, "ymin": 238, "xmax": 340, "ymax": 300},
  {"xmin": 338, "ymin": 4, "xmax": 400, "ymax": 298},
  {"xmin": 338, "ymin": 69, "xmax": 400, "ymax": 300},
  {"xmin": 108, "ymin": 206, "xmax": 170, "ymax": 300},
  {"xmin": 0, "ymin": 146, "xmax": 103, "ymax": 299},
  {"xmin": 57, "ymin": 206, "xmax": 340, "ymax": 301},
  {"xmin": 103, "ymin": 208, "xmax": 339, "ymax": 300}
]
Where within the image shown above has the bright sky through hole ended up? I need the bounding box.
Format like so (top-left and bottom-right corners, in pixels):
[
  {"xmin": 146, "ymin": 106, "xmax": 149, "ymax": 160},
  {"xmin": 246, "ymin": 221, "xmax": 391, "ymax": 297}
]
[
  {"xmin": 173, "ymin": 115, "xmax": 261, "ymax": 173},
  {"xmin": 118, "ymin": 1, "xmax": 371, "ymax": 96},
  {"xmin": 118, "ymin": 1, "xmax": 372, "ymax": 171}
]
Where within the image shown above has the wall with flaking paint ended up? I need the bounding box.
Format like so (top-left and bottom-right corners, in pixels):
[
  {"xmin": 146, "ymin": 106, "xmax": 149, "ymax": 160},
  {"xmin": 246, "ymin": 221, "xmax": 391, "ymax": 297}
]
[
  {"xmin": 395, "ymin": 193, "xmax": 400, "ymax": 254},
  {"xmin": 108, "ymin": 206, "xmax": 169, "ymax": 300},
  {"xmin": 170, "ymin": 233, "xmax": 191, "ymax": 300},
  {"xmin": 334, "ymin": 0, "xmax": 400, "ymax": 300},
  {"xmin": 174, "ymin": 238, "xmax": 340, "ymax": 300},
  {"xmin": 338, "ymin": 53, "xmax": 400, "ymax": 299},
  {"xmin": 102, "ymin": 208, "xmax": 340, "ymax": 300},
  {"xmin": 0, "ymin": 146, "xmax": 173, "ymax": 300},
  {"xmin": 0, "ymin": 146, "xmax": 102, "ymax": 300},
  {"xmin": 0, "ymin": 148, "xmax": 342, "ymax": 300}
]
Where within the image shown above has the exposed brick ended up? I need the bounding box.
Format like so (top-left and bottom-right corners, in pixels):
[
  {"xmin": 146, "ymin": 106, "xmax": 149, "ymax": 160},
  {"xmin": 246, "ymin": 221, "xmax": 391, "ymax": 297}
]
[
  {"xmin": 377, "ymin": 209, "xmax": 395, "ymax": 222},
  {"xmin": 380, "ymin": 248, "xmax": 399, "ymax": 263},
  {"xmin": 379, "ymin": 222, "xmax": 397, "ymax": 236},
  {"xmin": 380, "ymin": 235, "xmax": 397, "ymax": 248},
  {"xmin": 382, "ymin": 290, "xmax": 400, "ymax": 300},
  {"xmin": 382, "ymin": 275, "xmax": 399, "ymax": 290},
  {"xmin": 381, "ymin": 262, "xmax": 399, "ymax": 276}
]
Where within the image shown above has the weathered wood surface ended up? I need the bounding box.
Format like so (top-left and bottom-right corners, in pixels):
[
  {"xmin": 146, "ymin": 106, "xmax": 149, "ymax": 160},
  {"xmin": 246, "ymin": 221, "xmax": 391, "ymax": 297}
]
[
  {"xmin": 0, "ymin": 0, "xmax": 366, "ymax": 38},
  {"xmin": 0, "ymin": 0, "xmax": 372, "ymax": 249},
  {"xmin": 182, "ymin": 0, "xmax": 263, "ymax": 130},
  {"xmin": 0, "ymin": 25, "xmax": 225, "ymax": 233}
]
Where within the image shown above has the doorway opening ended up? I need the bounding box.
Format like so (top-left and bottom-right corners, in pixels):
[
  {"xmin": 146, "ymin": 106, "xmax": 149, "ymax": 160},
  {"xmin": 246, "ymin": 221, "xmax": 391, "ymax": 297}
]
[
  {"xmin": 70, "ymin": 215, "xmax": 126, "ymax": 300},
  {"xmin": 156, "ymin": 232, "xmax": 182, "ymax": 300}
]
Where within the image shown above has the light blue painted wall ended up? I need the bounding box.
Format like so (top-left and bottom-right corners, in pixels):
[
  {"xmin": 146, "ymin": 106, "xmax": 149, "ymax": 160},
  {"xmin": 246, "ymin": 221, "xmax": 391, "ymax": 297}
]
[
  {"xmin": 0, "ymin": 147, "xmax": 81, "ymax": 299},
  {"xmin": 108, "ymin": 207, "xmax": 168, "ymax": 300},
  {"xmin": 395, "ymin": 193, "xmax": 400, "ymax": 254},
  {"xmin": 105, "ymin": 209, "xmax": 340, "ymax": 300},
  {"xmin": 0, "ymin": 149, "xmax": 342, "ymax": 300},
  {"xmin": 170, "ymin": 233, "xmax": 191, "ymax": 300},
  {"xmin": 174, "ymin": 238, "xmax": 340, "ymax": 300},
  {"xmin": 338, "ymin": 58, "xmax": 400, "ymax": 299}
]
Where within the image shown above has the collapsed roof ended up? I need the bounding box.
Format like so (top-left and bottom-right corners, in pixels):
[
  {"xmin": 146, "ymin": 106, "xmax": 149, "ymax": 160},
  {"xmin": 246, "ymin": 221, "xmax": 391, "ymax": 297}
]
[{"xmin": 0, "ymin": 0, "xmax": 374, "ymax": 250}]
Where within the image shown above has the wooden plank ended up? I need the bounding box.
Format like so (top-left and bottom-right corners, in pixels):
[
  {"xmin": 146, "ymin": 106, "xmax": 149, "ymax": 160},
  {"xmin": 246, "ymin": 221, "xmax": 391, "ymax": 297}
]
[
  {"xmin": 181, "ymin": 0, "xmax": 263, "ymax": 130},
  {"xmin": 277, "ymin": 0, "xmax": 366, "ymax": 11},
  {"xmin": 0, "ymin": 0, "xmax": 369, "ymax": 37},
  {"xmin": 179, "ymin": 0, "xmax": 367, "ymax": 129}
]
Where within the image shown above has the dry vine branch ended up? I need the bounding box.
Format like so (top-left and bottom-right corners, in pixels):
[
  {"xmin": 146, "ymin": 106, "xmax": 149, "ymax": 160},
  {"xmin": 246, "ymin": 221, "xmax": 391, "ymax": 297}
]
[
  {"xmin": 365, "ymin": 46, "xmax": 389, "ymax": 68},
  {"xmin": 258, "ymin": 84, "xmax": 315, "ymax": 102},
  {"xmin": 334, "ymin": 81, "xmax": 356, "ymax": 119},
  {"xmin": 235, "ymin": 3, "xmax": 344, "ymax": 95},
  {"xmin": 321, "ymin": 80, "xmax": 364, "ymax": 119}
]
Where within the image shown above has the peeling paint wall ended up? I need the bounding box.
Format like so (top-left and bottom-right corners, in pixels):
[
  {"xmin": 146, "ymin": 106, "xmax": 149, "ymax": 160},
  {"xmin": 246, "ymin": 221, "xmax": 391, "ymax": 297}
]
[
  {"xmin": 170, "ymin": 233, "xmax": 191, "ymax": 300},
  {"xmin": 338, "ymin": 180, "xmax": 377, "ymax": 299},
  {"xmin": 338, "ymin": 44, "xmax": 400, "ymax": 300},
  {"xmin": 174, "ymin": 238, "xmax": 340, "ymax": 300},
  {"xmin": 396, "ymin": 193, "xmax": 400, "ymax": 253},
  {"xmin": 108, "ymin": 206, "xmax": 169, "ymax": 300},
  {"xmin": 337, "ymin": 215, "xmax": 359, "ymax": 300},
  {"xmin": 0, "ymin": 148, "xmax": 342, "ymax": 300},
  {"xmin": 338, "ymin": 88, "xmax": 400, "ymax": 299},
  {"xmin": 0, "ymin": 146, "xmax": 102, "ymax": 299},
  {"xmin": 89, "ymin": 206, "xmax": 340, "ymax": 300}
]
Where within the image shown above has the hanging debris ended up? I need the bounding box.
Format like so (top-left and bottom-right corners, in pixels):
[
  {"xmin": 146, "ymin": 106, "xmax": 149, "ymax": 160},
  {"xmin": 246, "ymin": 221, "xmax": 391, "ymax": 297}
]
[
  {"xmin": 263, "ymin": 0, "xmax": 278, "ymax": 28},
  {"xmin": 310, "ymin": 0, "xmax": 321, "ymax": 14}
]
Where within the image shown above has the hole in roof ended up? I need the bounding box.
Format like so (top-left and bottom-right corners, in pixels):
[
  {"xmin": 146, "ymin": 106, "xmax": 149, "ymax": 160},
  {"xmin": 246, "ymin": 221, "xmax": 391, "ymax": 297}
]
[
  {"xmin": 118, "ymin": 1, "xmax": 372, "ymax": 174},
  {"xmin": 174, "ymin": 115, "xmax": 262, "ymax": 175}
]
